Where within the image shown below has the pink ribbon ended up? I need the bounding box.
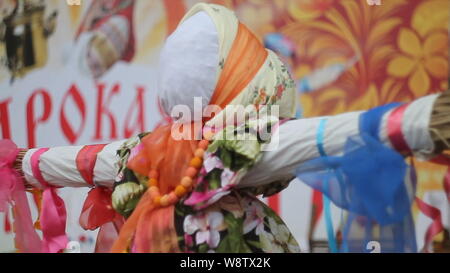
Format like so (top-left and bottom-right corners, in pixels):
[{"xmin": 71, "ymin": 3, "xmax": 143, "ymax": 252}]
[
  {"xmin": 423, "ymin": 155, "xmax": 450, "ymax": 252},
  {"xmin": 30, "ymin": 148, "xmax": 68, "ymax": 253},
  {"xmin": 430, "ymin": 155, "xmax": 450, "ymax": 203},
  {"xmin": 415, "ymin": 197, "xmax": 443, "ymax": 252},
  {"xmin": 387, "ymin": 104, "xmax": 411, "ymax": 154},
  {"xmin": 0, "ymin": 139, "xmax": 42, "ymax": 252}
]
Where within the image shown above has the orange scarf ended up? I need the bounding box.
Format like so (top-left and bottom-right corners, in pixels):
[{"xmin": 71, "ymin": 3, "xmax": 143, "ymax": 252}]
[{"xmin": 111, "ymin": 22, "xmax": 267, "ymax": 252}]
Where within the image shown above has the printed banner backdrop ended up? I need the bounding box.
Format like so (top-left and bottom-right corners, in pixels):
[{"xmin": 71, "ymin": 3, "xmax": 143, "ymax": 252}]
[{"xmin": 0, "ymin": 0, "xmax": 448, "ymax": 252}]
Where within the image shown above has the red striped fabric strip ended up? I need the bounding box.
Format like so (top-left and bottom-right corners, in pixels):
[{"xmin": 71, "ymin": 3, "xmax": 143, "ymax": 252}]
[
  {"xmin": 386, "ymin": 104, "xmax": 411, "ymax": 154},
  {"xmin": 76, "ymin": 144, "xmax": 107, "ymax": 186}
]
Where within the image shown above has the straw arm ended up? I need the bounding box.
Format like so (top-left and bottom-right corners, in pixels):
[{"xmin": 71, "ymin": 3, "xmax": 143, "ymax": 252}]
[{"xmin": 16, "ymin": 91, "xmax": 449, "ymax": 189}]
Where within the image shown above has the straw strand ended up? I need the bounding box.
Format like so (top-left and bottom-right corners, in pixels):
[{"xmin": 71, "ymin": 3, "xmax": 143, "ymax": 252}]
[{"xmin": 430, "ymin": 89, "xmax": 450, "ymax": 153}]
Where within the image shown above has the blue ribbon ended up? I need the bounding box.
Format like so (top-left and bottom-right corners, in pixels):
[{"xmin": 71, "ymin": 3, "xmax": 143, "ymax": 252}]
[
  {"xmin": 316, "ymin": 119, "xmax": 338, "ymax": 253},
  {"xmin": 297, "ymin": 103, "xmax": 417, "ymax": 252}
]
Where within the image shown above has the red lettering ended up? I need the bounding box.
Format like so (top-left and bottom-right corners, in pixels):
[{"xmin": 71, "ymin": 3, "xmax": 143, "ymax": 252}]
[
  {"xmin": 0, "ymin": 98, "xmax": 12, "ymax": 139},
  {"xmin": 26, "ymin": 89, "xmax": 52, "ymax": 148},
  {"xmin": 124, "ymin": 86, "xmax": 146, "ymax": 138},
  {"xmin": 60, "ymin": 84, "xmax": 86, "ymax": 144},
  {"xmin": 93, "ymin": 83, "xmax": 120, "ymax": 141}
]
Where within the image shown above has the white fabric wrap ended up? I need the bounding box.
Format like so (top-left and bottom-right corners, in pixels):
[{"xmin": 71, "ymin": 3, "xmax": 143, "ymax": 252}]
[
  {"xmin": 379, "ymin": 94, "xmax": 438, "ymax": 160},
  {"xmin": 157, "ymin": 11, "xmax": 219, "ymax": 122},
  {"xmin": 22, "ymin": 140, "xmax": 125, "ymax": 189},
  {"xmin": 241, "ymin": 93, "xmax": 438, "ymax": 187}
]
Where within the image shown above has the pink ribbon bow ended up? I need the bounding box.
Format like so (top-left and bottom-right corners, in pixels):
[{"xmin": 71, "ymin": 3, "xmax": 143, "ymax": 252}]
[
  {"xmin": 0, "ymin": 139, "xmax": 42, "ymax": 252},
  {"xmin": 31, "ymin": 148, "xmax": 68, "ymax": 253}
]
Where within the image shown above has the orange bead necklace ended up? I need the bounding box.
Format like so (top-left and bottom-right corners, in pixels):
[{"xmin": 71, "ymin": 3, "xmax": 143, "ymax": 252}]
[{"xmin": 147, "ymin": 131, "xmax": 214, "ymax": 207}]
